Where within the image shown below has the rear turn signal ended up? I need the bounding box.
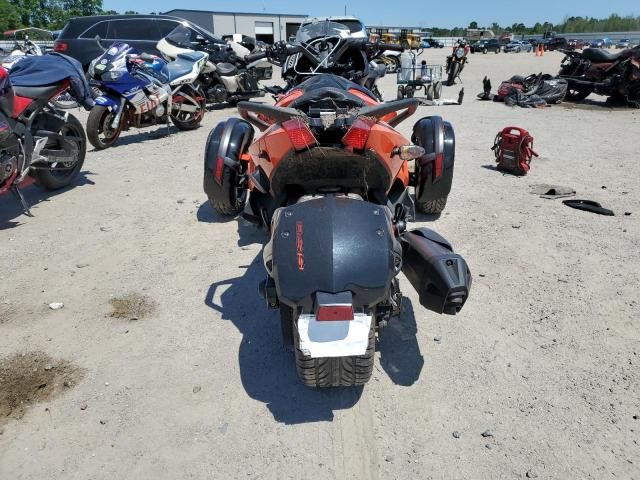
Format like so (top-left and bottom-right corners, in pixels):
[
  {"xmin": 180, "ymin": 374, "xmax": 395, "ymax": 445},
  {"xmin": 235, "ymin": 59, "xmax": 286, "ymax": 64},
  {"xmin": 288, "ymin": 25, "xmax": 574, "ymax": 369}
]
[
  {"xmin": 397, "ymin": 145, "xmax": 425, "ymax": 160},
  {"xmin": 53, "ymin": 41, "xmax": 68, "ymax": 52},
  {"xmin": 342, "ymin": 117, "xmax": 375, "ymax": 150},
  {"xmin": 282, "ymin": 118, "xmax": 317, "ymax": 151}
]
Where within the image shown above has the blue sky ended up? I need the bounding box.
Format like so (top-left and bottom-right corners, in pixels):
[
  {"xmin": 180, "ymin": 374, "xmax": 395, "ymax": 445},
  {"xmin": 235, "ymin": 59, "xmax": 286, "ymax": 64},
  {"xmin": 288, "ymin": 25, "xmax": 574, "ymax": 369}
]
[{"xmin": 103, "ymin": 0, "xmax": 637, "ymax": 28}]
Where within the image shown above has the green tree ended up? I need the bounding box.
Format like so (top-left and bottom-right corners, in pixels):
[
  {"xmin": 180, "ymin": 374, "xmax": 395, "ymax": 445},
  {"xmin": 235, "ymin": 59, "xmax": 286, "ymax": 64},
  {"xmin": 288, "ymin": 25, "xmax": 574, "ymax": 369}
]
[
  {"xmin": 0, "ymin": 0, "xmax": 20, "ymax": 31},
  {"xmin": 468, "ymin": 21, "xmax": 478, "ymax": 29}
]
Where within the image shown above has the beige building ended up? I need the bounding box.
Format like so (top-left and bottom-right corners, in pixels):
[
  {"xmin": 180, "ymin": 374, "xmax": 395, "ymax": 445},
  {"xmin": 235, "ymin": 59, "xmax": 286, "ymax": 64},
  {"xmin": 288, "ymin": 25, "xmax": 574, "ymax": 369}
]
[{"xmin": 163, "ymin": 9, "xmax": 308, "ymax": 43}]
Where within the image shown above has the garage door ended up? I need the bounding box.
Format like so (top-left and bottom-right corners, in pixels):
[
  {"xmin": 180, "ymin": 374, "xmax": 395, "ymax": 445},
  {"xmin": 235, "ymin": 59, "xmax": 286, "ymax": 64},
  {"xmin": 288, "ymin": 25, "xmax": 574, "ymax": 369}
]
[{"xmin": 255, "ymin": 21, "xmax": 274, "ymax": 35}]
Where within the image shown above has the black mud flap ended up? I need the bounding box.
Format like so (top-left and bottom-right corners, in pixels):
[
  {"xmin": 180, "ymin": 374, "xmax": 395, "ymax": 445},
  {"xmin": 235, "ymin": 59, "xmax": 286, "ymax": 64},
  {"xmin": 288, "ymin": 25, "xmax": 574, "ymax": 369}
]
[
  {"xmin": 411, "ymin": 116, "xmax": 455, "ymax": 203},
  {"xmin": 401, "ymin": 228, "xmax": 471, "ymax": 315}
]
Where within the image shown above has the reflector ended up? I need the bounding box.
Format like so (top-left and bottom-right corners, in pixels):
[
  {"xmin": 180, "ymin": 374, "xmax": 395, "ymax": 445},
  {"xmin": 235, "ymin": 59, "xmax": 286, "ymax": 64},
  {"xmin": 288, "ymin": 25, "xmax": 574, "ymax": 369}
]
[
  {"xmin": 317, "ymin": 305, "xmax": 355, "ymax": 321},
  {"xmin": 282, "ymin": 119, "xmax": 317, "ymax": 150}
]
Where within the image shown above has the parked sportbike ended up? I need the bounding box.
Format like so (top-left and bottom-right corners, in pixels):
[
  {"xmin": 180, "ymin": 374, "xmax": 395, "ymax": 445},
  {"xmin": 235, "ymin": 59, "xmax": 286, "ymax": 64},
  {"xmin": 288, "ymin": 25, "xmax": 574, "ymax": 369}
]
[
  {"xmin": 0, "ymin": 63, "xmax": 88, "ymax": 214},
  {"xmin": 86, "ymin": 29, "xmax": 208, "ymax": 149},
  {"xmin": 558, "ymin": 45, "xmax": 640, "ymax": 106},
  {"xmin": 202, "ymin": 36, "xmax": 471, "ymax": 387},
  {"xmin": 157, "ymin": 24, "xmax": 272, "ymax": 105},
  {"xmin": 261, "ymin": 21, "xmax": 394, "ymax": 102},
  {"xmin": 446, "ymin": 41, "xmax": 470, "ymax": 86}
]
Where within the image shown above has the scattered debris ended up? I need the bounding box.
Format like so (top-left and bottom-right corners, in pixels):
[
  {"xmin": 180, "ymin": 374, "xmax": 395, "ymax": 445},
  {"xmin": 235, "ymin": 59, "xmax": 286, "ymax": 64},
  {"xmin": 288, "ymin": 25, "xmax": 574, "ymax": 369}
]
[
  {"xmin": 530, "ymin": 184, "xmax": 576, "ymax": 199},
  {"xmin": 481, "ymin": 430, "xmax": 494, "ymax": 437},
  {"xmin": 80, "ymin": 403, "xmax": 88, "ymax": 410},
  {"xmin": 563, "ymin": 199, "xmax": 615, "ymax": 216},
  {"xmin": 109, "ymin": 293, "xmax": 157, "ymax": 320},
  {"xmin": 76, "ymin": 263, "xmax": 90, "ymax": 269},
  {"xmin": 0, "ymin": 351, "xmax": 82, "ymax": 424},
  {"xmin": 192, "ymin": 385, "xmax": 202, "ymax": 394},
  {"xmin": 100, "ymin": 419, "xmax": 107, "ymax": 425},
  {"xmin": 526, "ymin": 470, "xmax": 539, "ymax": 478},
  {"xmin": 452, "ymin": 431, "xmax": 461, "ymax": 438},
  {"xmin": 48, "ymin": 302, "xmax": 64, "ymax": 310},
  {"xmin": 433, "ymin": 336, "xmax": 442, "ymax": 343}
]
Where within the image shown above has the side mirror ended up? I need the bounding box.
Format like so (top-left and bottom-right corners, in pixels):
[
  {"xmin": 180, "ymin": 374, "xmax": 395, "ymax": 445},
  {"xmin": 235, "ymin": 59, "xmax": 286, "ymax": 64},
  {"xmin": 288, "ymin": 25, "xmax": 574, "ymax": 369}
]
[{"xmin": 195, "ymin": 34, "xmax": 206, "ymax": 44}]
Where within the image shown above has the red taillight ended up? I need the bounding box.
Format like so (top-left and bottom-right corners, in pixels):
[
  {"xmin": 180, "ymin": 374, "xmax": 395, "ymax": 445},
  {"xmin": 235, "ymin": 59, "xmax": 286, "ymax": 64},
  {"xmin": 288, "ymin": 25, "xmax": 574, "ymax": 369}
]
[
  {"xmin": 282, "ymin": 118, "xmax": 316, "ymax": 150},
  {"xmin": 434, "ymin": 152, "xmax": 444, "ymax": 178},
  {"xmin": 342, "ymin": 117, "xmax": 375, "ymax": 150},
  {"xmin": 53, "ymin": 41, "xmax": 68, "ymax": 52},
  {"xmin": 317, "ymin": 305, "xmax": 354, "ymax": 322}
]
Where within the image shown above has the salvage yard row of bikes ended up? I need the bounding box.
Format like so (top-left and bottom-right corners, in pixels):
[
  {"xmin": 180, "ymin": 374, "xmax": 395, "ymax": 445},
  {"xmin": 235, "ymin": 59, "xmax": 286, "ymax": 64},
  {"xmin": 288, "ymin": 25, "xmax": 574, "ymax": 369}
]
[{"xmin": 1, "ymin": 20, "xmax": 639, "ymax": 387}]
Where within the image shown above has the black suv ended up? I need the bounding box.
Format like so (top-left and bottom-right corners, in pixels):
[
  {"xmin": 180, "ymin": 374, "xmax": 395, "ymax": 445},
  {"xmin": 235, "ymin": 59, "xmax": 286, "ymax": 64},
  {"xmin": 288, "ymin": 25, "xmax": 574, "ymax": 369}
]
[
  {"xmin": 470, "ymin": 38, "xmax": 501, "ymax": 54},
  {"xmin": 54, "ymin": 14, "xmax": 226, "ymax": 69}
]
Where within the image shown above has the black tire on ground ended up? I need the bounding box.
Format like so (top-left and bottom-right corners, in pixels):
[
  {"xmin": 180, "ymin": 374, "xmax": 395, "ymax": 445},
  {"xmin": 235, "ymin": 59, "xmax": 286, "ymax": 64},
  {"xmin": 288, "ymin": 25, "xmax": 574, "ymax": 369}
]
[
  {"xmin": 418, "ymin": 196, "xmax": 448, "ymax": 214},
  {"xmin": 34, "ymin": 114, "xmax": 86, "ymax": 189},
  {"xmin": 426, "ymin": 84, "xmax": 434, "ymax": 100},
  {"xmin": 294, "ymin": 318, "xmax": 375, "ymax": 387},
  {"xmin": 483, "ymin": 48, "xmax": 488, "ymax": 54},
  {"xmin": 171, "ymin": 87, "xmax": 206, "ymax": 131},
  {"xmin": 203, "ymin": 120, "xmax": 252, "ymax": 216},
  {"xmin": 280, "ymin": 305, "xmax": 294, "ymax": 346},
  {"xmin": 86, "ymin": 105, "xmax": 122, "ymax": 150},
  {"xmin": 433, "ymin": 81, "xmax": 442, "ymax": 99}
]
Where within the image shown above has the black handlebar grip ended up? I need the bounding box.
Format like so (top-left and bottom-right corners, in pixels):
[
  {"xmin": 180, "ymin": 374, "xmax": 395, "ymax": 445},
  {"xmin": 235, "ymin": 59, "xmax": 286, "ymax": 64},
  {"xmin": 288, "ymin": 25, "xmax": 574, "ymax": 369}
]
[{"xmin": 245, "ymin": 51, "xmax": 268, "ymax": 63}]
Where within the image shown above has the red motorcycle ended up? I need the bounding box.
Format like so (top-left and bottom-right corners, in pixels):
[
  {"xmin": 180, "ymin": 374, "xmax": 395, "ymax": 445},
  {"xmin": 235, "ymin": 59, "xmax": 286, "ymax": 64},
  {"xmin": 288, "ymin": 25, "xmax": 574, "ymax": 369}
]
[
  {"xmin": 559, "ymin": 46, "xmax": 640, "ymax": 106},
  {"xmin": 0, "ymin": 63, "xmax": 87, "ymax": 214},
  {"xmin": 202, "ymin": 22, "xmax": 471, "ymax": 388}
]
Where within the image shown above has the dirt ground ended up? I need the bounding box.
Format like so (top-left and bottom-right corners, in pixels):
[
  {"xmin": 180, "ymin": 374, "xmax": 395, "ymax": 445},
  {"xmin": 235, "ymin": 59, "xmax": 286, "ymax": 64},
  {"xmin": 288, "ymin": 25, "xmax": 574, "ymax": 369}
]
[{"xmin": 1, "ymin": 48, "xmax": 638, "ymax": 480}]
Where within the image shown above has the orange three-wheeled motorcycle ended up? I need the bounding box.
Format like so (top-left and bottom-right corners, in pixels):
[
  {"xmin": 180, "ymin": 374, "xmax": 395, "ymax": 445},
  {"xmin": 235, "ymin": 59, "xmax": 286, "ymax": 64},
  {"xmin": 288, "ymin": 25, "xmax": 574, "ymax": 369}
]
[{"xmin": 203, "ymin": 25, "xmax": 471, "ymax": 387}]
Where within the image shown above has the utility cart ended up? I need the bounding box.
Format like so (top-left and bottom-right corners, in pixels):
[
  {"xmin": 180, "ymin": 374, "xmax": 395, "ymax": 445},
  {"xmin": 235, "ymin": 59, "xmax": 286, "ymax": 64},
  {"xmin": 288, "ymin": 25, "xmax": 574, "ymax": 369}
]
[{"xmin": 396, "ymin": 53, "xmax": 444, "ymax": 102}]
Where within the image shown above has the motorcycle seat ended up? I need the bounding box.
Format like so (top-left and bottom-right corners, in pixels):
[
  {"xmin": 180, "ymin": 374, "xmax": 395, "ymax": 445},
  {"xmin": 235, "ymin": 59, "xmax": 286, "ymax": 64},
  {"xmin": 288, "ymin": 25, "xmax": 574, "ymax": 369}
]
[
  {"xmin": 166, "ymin": 52, "xmax": 207, "ymax": 82},
  {"xmin": 581, "ymin": 48, "xmax": 621, "ymax": 63},
  {"xmin": 12, "ymin": 83, "xmax": 61, "ymax": 100},
  {"xmin": 216, "ymin": 62, "xmax": 238, "ymax": 76}
]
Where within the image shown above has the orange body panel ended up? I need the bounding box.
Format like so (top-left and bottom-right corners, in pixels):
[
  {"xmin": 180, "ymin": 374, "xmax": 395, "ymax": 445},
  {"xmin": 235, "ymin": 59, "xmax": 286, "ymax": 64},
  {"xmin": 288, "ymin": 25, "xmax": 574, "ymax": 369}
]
[{"xmin": 243, "ymin": 84, "xmax": 411, "ymax": 194}]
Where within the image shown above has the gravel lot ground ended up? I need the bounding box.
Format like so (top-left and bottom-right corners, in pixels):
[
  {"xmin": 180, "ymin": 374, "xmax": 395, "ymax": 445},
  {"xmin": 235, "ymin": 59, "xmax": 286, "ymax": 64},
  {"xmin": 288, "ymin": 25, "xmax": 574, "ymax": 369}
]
[{"xmin": 1, "ymin": 48, "xmax": 638, "ymax": 480}]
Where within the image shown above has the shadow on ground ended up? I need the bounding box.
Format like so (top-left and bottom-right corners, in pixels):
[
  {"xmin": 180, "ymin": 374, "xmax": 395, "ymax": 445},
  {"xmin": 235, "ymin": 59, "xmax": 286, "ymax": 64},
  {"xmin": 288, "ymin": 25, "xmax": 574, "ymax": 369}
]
[
  {"xmin": 90, "ymin": 125, "xmax": 181, "ymax": 150},
  {"xmin": 0, "ymin": 171, "xmax": 96, "ymax": 230},
  {"xmin": 378, "ymin": 298, "xmax": 424, "ymax": 387},
  {"xmin": 204, "ymin": 254, "xmax": 364, "ymax": 424}
]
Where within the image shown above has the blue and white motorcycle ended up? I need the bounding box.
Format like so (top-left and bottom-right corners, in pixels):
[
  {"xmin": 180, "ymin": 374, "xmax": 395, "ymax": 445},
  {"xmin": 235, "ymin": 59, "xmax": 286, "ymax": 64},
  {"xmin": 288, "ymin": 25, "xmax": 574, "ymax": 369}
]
[{"xmin": 86, "ymin": 26, "xmax": 208, "ymax": 149}]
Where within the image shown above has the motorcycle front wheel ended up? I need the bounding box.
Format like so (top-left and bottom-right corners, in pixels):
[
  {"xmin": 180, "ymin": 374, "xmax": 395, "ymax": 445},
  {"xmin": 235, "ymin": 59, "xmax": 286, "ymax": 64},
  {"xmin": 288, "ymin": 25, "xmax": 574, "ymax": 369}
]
[{"xmin": 87, "ymin": 106, "xmax": 122, "ymax": 150}]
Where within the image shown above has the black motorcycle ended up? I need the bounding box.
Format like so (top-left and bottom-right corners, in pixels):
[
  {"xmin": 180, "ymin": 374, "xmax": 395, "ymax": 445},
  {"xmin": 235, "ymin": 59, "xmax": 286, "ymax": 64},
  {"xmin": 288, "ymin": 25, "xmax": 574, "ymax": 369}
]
[
  {"xmin": 252, "ymin": 21, "xmax": 399, "ymax": 101},
  {"xmin": 558, "ymin": 46, "xmax": 640, "ymax": 106}
]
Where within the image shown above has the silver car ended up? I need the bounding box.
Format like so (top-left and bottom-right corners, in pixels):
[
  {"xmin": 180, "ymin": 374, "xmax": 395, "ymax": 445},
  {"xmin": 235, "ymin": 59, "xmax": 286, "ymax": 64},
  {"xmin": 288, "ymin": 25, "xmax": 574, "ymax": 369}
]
[{"xmin": 504, "ymin": 40, "xmax": 532, "ymax": 53}]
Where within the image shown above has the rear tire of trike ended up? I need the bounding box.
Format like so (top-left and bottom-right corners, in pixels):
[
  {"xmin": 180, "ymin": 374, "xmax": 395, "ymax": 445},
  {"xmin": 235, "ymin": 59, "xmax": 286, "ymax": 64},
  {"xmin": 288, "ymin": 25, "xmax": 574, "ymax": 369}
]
[
  {"xmin": 293, "ymin": 320, "xmax": 375, "ymax": 387},
  {"xmin": 34, "ymin": 114, "xmax": 87, "ymax": 190}
]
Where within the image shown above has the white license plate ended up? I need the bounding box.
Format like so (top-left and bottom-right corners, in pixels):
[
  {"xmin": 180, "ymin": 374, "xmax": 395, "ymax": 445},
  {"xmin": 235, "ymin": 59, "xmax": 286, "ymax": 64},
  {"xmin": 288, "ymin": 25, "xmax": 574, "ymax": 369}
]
[{"xmin": 297, "ymin": 313, "xmax": 372, "ymax": 358}]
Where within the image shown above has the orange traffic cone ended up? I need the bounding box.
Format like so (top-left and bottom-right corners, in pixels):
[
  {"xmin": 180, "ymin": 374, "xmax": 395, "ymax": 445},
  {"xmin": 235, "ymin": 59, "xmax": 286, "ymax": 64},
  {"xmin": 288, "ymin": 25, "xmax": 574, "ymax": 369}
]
[
  {"xmin": 540, "ymin": 44, "xmax": 544, "ymax": 56},
  {"xmin": 534, "ymin": 45, "xmax": 539, "ymax": 56}
]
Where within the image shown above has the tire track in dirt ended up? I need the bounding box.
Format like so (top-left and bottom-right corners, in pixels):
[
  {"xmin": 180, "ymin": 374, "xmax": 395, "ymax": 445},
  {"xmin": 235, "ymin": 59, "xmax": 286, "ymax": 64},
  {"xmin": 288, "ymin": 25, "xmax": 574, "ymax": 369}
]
[{"xmin": 332, "ymin": 389, "xmax": 378, "ymax": 480}]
